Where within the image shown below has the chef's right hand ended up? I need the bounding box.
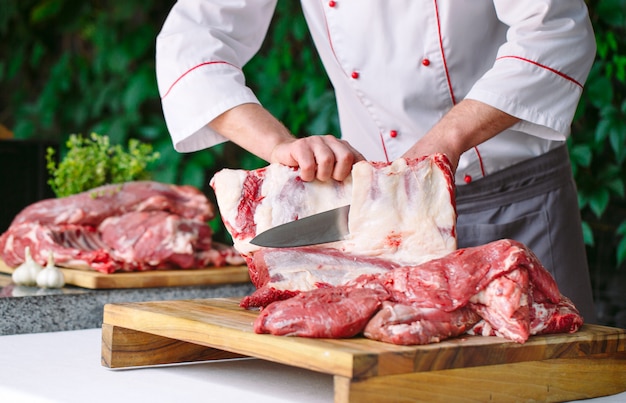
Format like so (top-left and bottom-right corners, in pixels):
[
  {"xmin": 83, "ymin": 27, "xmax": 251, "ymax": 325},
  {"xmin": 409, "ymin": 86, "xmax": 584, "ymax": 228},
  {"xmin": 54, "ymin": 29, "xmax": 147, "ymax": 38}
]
[
  {"xmin": 270, "ymin": 135, "xmax": 365, "ymax": 182},
  {"xmin": 209, "ymin": 103, "xmax": 364, "ymax": 182}
]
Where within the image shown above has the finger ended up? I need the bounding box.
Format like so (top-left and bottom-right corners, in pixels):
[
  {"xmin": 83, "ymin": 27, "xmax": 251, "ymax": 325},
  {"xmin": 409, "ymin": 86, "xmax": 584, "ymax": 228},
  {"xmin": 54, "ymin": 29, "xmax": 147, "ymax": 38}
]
[
  {"xmin": 312, "ymin": 135, "xmax": 358, "ymax": 181},
  {"xmin": 326, "ymin": 146, "xmax": 353, "ymax": 181},
  {"xmin": 289, "ymin": 136, "xmax": 363, "ymax": 182},
  {"xmin": 289, "ymin": 141, "xmax": 319, "ymax": 182},
  {"xmin": 284, "ymin": 136, "xmax": 334, "ymax": 181},
  {"xmin": 312, "ymin": 142, "xmax": 336, "ymax": 182},
  {"xmin": 324, "ymin": 137, "xmax": 364, "ymax": 181}
]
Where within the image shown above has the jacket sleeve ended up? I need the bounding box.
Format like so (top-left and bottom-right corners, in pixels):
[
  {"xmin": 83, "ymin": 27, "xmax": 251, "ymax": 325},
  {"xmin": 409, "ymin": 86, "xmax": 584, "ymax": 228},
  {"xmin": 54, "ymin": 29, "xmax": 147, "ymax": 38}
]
[
  {"xmin": 465, "ymin": 0, "xmax": 596, "ymax": 140},
  {"xmin": 156, "ymin": 0, "xmax": 277, "ymax": 152}
]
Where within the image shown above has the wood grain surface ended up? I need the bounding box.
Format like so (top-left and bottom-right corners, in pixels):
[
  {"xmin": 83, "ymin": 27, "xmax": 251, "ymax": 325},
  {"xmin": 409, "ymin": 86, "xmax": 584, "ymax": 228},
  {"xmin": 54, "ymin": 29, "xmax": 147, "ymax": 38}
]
[
  {"xmin": 101, "ymin": 298, "xmax": 626, "ymax": 402},
  {"xmin": 0, "ymin": 259, "xmax": 249, "ymax": 289}
]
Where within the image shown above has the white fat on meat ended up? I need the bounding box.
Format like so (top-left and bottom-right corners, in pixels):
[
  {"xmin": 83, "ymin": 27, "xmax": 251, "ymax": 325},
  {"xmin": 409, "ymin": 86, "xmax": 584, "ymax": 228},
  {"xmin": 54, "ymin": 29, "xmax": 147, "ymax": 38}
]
[
  {"xmin": 255, "ymin": 248, "xmax": 399, "ymax": 291},
  {"xmin": 209, "ymin": 169, "xmax": 249, "ymax": 233},
  {"xmin": 211, "ymin": 164, "xmax": 352, "ymax": 255},
  {"xmin": 344, "ymin": 157, "xmax": 456, "ymax": 264},
  {"xmin": 255, "ymin": 164, "xmax": 352, "ymax": 231},
  {"xmin": 211, "ymin": 156, "xmax": 455, "ymax": 262}
]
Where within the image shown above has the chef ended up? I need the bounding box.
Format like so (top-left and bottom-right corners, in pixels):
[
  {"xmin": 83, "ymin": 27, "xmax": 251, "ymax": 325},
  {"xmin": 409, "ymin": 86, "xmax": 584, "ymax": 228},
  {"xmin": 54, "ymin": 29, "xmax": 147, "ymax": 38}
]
[{"xmin": 156, "ymin": 1, "xmax": 597, "ymax": 322}]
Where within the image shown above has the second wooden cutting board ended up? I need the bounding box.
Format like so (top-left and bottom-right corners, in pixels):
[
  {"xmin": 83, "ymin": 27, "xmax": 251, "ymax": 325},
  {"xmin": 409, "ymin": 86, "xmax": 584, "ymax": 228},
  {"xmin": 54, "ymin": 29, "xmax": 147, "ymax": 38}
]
[{"xmin": 0, "ymin": 260, "xmax": 249, "ymax": 289}]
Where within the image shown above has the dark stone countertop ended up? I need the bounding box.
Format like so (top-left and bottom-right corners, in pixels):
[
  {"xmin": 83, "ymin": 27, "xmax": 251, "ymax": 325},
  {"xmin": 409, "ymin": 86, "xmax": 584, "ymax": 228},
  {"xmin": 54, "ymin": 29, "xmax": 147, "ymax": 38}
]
[{"xmin": 0, "ymin": 272, "xmax": 255, "ymax": 335}]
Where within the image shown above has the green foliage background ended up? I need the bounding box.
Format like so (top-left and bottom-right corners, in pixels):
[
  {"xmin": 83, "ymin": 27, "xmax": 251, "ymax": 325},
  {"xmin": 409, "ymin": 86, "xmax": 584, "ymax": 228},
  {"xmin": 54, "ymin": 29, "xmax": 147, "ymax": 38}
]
[{"xmin": 1, "ymin": 0, "xmax": 625, "ymax": 311}]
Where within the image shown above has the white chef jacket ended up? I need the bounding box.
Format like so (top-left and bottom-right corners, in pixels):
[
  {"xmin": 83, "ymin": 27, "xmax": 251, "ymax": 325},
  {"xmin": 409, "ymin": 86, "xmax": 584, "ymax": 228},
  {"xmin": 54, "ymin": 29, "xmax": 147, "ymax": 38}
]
[{"xmin": 156, "ymin": 0, "xmax": 596, "ymax": 185}]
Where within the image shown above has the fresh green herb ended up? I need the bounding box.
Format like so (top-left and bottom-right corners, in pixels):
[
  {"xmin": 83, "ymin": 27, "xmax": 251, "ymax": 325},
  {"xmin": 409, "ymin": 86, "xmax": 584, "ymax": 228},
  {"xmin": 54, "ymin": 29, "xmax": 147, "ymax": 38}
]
[{"xmin": 46, "ymin": 133, "xmax": 160, "ymax": 197}]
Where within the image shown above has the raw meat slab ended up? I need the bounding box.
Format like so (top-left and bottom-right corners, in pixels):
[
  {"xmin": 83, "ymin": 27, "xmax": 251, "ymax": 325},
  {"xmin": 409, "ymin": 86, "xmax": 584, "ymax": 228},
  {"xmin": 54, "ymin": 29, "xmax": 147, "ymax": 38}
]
[{"xmin": 210, "ymin": 155, "xmax": 456, "ymax": 262}]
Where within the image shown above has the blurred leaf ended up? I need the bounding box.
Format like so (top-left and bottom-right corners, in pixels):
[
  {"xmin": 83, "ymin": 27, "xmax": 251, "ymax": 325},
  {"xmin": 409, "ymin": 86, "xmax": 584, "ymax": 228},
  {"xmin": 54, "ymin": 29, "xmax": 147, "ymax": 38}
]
[
  {"xmin": 31, "ymin": 0, "xmax": 64, "ymax": 23},
  {"xmin": 30, "ymin": 42, "xmax": 46, "ymax": 67},
  {"xmin": 588, "ymin": 188, "xmax": 610, "ymax": 218},
  {"xmin": 240, "ymin": 152, "xmax": 265, "ymax": 170},
  {"xmin": 12, "ymin": 119, "xmax": 36, "ymax": 139},
  {"xmin": 618, "ymin": 237, "xmax": 626, "ymax": 266},
  {"xmin": 570, "ymin": 144, "xmax": 593, "ymax": 167},
  {"xmin": 150, "ymin": 138, "xmax": 182, "ymax": 183},
  {"xmin": 122, "ymin": 66, "xmax": 157, "ymax": 113},
  {"xmin": 617, "ymin": 222, "xmax": 626, "ymax": 265},
  {"xmin": 614, "ymin": 55, "xmax": 626, "ymax": 82},
  {"xmin": 581, "ymin": 220, "xmax": 594, "ymax": 246},
  {"xmin": 188, "ymin": 149, "xmax": 217, "ymax": 169},
  {"xmin": 595, "ymin": 115, "xmax": 612, "ymax": 142},
  {"xmin": 605, "ymin": 177, "xmax": 625, "ymax": 197},
  {"xmin": 6, "ymin": 47, "xmax": 24, "ymax": 79},
  {"xmin": 596, "ymin": 0, "xmax": 626, "ymax": 27},
  {"xmin": 181, "ymin": 160, "xmax": 206, "ymax": 188},
  {"xmin": 608, "ymin": 119, "xmax": 626, "ymax": 162},
  {"xmin": 586, "ymin": 74, "xmax": 613, "ymax": 108}
]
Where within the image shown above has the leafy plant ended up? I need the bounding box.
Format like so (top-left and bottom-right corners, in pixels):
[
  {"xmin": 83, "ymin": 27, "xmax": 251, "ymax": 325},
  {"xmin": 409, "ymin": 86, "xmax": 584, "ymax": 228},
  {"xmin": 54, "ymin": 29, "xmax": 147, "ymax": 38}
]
[
  {"xmin": 46, "ymin": 132, "xmax": 160, "ymax": 197},
  {"xmin": 570, "ymin": 0, "xmax": 626, "ymax": 271},
  {"xmin": 0, "ymin": 0, "xmax": 179, "ymax": 184}
]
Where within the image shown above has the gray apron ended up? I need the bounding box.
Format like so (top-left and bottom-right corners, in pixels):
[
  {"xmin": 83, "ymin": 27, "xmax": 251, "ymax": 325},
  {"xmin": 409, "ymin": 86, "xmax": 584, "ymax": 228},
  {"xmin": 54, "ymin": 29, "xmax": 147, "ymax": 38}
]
[{"xmin": 456, "ymin": 145, "xmax": 597, "ymax": 323}]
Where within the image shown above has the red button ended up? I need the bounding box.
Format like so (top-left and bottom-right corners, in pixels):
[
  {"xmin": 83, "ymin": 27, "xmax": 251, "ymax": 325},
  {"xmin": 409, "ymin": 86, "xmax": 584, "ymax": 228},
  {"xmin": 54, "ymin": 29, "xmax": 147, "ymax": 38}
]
[
  {"xmin": 328, "ymin": 1, "xmax": 336, "ymax": 7},
  {"xmin": 464, "ymin": 174, "xmax": 472, "ymax": 184},
  {"xmin": 351, "ymin": 71, "xmax": 359, "ymax": 79},
  {"xmin": 390, "ymin": 130, "xmax": 398, "ymax": 138},
  {"xmin": 422, "ymin": 58, "xmax": 431, "ymax": 67}
]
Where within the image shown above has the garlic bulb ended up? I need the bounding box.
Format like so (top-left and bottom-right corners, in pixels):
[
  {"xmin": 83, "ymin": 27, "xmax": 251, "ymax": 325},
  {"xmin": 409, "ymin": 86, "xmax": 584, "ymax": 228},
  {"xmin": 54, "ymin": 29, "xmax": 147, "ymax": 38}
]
[
  {"xmin": 12, "ymin": 246, "xmax": 44, "ymax": 286},
  {"xmin": 36, "ymin": 252, "xmax": 65, "ymax": 289}
]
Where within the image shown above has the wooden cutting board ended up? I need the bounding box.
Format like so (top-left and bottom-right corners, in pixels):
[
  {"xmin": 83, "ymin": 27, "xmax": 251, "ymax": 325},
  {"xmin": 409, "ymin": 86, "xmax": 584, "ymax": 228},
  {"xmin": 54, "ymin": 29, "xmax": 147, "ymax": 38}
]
[
  {"xmin": 102, "ymin": 297, "xmax": 626, "ymax": 403},
  {"xmin": 0, "ymin": 260, "xmax": 249, "ymax": 289}
]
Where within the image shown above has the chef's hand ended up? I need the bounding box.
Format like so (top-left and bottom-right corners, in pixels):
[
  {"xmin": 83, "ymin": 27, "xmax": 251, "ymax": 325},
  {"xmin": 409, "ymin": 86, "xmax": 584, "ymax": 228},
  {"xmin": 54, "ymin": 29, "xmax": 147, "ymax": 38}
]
[
  {"xmin": 270, "ymin": 135, "xmax": 365, "ymax": 182},
  {"xmin": 402, "ymin": 99, "xmax": 519, "ymax": 174},
  {"xmin": 209, "ymin": 103, "xmax": 364, "ymax": 182}
]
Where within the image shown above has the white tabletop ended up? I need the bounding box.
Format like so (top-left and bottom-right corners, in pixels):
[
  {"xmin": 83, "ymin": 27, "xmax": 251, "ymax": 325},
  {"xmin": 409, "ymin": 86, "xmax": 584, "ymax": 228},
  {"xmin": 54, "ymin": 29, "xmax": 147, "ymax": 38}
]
[{"xmin": 0, "ymin": 328, "xmax": 624, "ymax": 403}]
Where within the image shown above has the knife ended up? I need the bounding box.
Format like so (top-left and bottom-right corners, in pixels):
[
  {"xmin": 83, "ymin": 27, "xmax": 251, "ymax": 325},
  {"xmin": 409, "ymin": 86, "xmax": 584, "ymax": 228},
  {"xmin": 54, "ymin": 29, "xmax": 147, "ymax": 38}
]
[{"xmin": 249, "ymin": 205, "xmax": 350, "ymax": 248}]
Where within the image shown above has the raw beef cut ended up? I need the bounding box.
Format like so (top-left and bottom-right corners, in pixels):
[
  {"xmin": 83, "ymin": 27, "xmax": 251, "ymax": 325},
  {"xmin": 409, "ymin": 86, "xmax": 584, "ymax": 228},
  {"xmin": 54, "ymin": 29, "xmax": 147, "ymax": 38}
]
[
  {"xmin": 98, "ymin": 211, "xmax": 239, "ymax": 271},
  {"xmin": 0, "ymin": 181, "xmax": 243, "ymax": 273},
  {"xmin": 363, "ymin": 303, "xmax": 480, "ymax": 345},
  {"xmin": 211, "ymin": 155, "xmax": 582, "ymax": 346},
  {"xmin": 9, "ymin": 181, "xmax": 213, "ymax": 226},
  {"xmin": 255, "ymin": 285, "xmax": 389, "ymax": 338},
  {"xmin": 0, "ymin": 222, "xmax": 118, "ymax": 273},
  {"xmin": 210, "ymin": 163, "xmax": 353, "ymax": 255},
  {"xmin": 253, "ymin": 240, "xmax": 583, "ymax": 345},
  {"xmin": 467, "ymin": 296, "xmax": 583, "ymax": 340},
  {"xmin": 211, "ymin": 155, "xmax": 457, "ymax": 305},
  {"xmin": 240, "ymin": 247, "xmax": 400, "ymax": 308}
]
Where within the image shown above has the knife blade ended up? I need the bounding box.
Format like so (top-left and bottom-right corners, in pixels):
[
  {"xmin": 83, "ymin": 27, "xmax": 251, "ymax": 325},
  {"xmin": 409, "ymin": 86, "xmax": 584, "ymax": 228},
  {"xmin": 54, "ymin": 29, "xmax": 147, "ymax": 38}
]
[{"xmin": 249, "ymin": 205, "xmax": 350, "ymax": 248}]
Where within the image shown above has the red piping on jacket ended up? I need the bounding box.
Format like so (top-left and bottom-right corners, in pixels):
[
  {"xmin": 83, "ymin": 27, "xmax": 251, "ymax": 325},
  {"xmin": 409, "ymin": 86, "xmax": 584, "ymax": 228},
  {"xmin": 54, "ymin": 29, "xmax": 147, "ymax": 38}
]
[
  {"xmin": 161, "ymin": 61, "xmax": 238, "ymax": 99},
  {"xmin": 433, "ymin": 0, "xmax": 456, "ymax": 106},
  {"xmin": 379, "ymin": 132, "xmax": 390, "ymax": 163},
  {"xmin": 321, "ymin": 1, "xmax": 390, "ymax": 162},
  {"xmin": 433, "ymin": 0, "xmax": 485, "ymax": 177},
  {"xmin": 496, "ymin": 55, "xmax": 583, "ymax": 88},
  {"xmin": 322, "ymin": 5, "xmax": 339, "ymax": 67},
  {"xmin": 473, "ymin": 147, "xmax": 486, "ymax": 177}
]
